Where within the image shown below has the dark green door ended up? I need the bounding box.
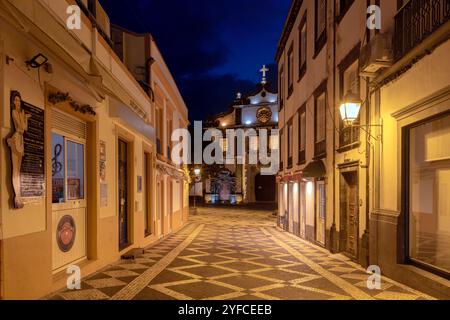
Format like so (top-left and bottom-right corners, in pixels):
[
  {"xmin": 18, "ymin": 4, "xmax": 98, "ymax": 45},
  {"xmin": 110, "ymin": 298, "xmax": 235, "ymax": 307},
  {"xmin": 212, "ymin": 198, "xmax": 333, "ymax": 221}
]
[{"xmin": 118, "ymin": 139, "xmax": 129, "ymax": 250}]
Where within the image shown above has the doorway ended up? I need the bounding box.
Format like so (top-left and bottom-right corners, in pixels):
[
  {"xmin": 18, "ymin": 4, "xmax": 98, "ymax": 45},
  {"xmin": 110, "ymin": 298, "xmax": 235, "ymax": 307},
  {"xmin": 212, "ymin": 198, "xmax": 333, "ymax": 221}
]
[
  {"xmin": 118, "ymin": 139, "xmax": 129, "ymax": 250},
  {"xmin": 255, "ymin": 174, "xmax": 276, "ymax": 202},
  {"xmin": 168, "ymin": 179, "xmax": 173, "ymax": 232},
  {"xmin": 144, "ymin": 152, "xmax": 152, "ymax": 236},
  {"xmin": 340, "ymin": 171, "xmax": 359, "ymax": 259},
  {"xmin": 157, "ymin": 179, "xmax": 164, "ymax": 238},
  {"xmin": 316, "ymin": 180, "xmax": 326, "ymax": 246},
  {"xmin": 51, "ymin": 110, "xmax": 87, "ymax": 272},
  {"xmin": 299, "ymin": 182, "xmax": 307, "ymax": 238},
  {"xmin": 288, "ymin": 183, "xmax": 295, "ymax": 233}
]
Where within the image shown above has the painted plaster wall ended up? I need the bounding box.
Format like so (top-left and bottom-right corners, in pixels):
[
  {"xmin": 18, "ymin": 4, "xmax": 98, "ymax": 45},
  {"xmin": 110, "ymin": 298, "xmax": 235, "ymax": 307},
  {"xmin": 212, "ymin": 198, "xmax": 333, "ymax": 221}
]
[
  {"xmin": 0, "ymin": 9, "xmax": 190, "ymax": 299},
  {"xmin": 379, "ymin": 41, "xmax": 450, "ymax": 212}
]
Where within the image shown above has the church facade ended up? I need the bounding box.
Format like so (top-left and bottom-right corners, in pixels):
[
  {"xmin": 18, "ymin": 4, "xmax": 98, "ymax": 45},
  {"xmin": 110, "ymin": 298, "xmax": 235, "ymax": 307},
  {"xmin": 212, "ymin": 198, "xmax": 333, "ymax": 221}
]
[{"xmin": 200, "ymin": 68, "xmax": 279, "ymax": 205}]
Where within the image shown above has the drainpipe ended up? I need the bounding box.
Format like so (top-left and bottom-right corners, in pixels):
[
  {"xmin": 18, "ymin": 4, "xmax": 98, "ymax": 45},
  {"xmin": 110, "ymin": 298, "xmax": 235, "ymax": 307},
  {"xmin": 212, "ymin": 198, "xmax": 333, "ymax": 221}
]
[
  {"xmin": 361, "ymin": 0, "xmax": 373, "ymax": 268},
  {"xmin": 330, "ymin": 0, "xmax": 338, "ymax": 253},
  {"xmin": 360, "ymin": 76, "xmax": 371, "ymax": 268}
]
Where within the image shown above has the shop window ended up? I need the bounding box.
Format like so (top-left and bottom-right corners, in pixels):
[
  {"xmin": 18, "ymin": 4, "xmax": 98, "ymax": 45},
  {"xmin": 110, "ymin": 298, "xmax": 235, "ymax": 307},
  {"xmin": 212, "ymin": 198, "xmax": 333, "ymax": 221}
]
[
  {"xmin": 52, "ymin": 135, "xmax": 85, "ymax": 203},
  {"xmin": 52, "ymin": 133, "xmax": 65, "ymax": 203},
  {"xmin": 408, "ymin": 113, "xmax": 450, "ymax": 276},
  {"xmin": 67, "ymin": 141, "xmax": 85, "ymax": 200}
]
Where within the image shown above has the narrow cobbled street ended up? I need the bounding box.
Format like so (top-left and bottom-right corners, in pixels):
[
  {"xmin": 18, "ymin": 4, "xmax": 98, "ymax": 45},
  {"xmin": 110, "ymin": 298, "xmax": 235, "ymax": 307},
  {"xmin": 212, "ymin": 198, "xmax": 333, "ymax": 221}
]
[{"xmin": 48, "ymin": 207, "xmax": 434, "ymax": 300}]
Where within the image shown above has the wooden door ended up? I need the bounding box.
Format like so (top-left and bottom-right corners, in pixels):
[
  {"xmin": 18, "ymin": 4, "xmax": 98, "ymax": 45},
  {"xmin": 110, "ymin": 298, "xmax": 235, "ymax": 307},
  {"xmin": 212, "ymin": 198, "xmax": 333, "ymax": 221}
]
[
  {"xmin": 345, "ymin": 172, "xmax": 358, "ymax": 258},
  {"xmin": 118, "ymin": 139, "xmax": 129, "ymax": 250},
  {"xmin": 144, "ymin": 152, "xmax": 152, "ymax": 236}
]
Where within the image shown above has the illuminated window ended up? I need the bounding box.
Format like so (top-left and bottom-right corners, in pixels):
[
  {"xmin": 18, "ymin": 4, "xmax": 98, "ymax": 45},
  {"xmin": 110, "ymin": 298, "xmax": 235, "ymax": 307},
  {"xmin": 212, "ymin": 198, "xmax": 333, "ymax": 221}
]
[
  {"xmin": 408, "ymin": 113, "xmax": 450, "ymax": 276},
  {"xmin": 52, "ymin": 134, "xmax": 85, "ymax": 203},
  {"xmin": 52, "ymin": 133, "xmax": 65, "ymax": 204}
]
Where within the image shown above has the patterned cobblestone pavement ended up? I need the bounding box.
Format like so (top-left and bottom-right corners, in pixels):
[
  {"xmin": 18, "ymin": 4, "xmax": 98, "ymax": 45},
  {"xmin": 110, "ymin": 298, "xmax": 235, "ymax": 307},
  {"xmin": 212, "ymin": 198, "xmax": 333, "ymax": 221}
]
[{"xmin": 47, "ymin": 207, "xmax": 435, "ymax": 300}]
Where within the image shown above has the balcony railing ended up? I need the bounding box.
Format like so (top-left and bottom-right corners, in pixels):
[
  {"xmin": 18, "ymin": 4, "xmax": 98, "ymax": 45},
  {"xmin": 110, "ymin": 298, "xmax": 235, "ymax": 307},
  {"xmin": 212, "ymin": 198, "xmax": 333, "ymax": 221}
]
[
  {"xmin": 394, "ymin": 0, "xmax": 450, "ymax": 60},
  {"xmin": 75, "ymin": 0, "xmax": 113, "ymax": 48}
]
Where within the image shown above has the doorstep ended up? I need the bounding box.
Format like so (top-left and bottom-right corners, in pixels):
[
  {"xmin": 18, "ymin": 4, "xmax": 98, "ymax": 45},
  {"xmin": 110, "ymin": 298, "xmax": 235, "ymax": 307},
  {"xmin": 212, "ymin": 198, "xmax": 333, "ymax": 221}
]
[{"xmin": 394, "ymin": 264, "xmax": 450, "ymax": 299}]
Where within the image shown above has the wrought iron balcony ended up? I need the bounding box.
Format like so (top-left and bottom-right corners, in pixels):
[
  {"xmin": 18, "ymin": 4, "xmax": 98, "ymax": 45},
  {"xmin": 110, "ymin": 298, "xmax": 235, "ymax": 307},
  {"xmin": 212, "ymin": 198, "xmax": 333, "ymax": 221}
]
[{"xmin": 394, "ymin": 0, "xmax": 450, "ymax": 61}]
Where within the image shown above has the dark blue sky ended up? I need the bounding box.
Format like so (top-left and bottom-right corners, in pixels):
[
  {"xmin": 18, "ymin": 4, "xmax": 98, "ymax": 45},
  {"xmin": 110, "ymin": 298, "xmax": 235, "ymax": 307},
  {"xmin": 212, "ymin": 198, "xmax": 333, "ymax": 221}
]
[{"xmin": 100, "ymin": 0, "xmax": 291, "ymax": 122}]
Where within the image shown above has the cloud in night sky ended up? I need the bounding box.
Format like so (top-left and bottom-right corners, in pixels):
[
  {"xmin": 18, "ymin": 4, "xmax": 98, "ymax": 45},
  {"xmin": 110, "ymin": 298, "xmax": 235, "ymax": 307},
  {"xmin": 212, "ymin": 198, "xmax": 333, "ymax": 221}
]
[{"xmin": 99, "ymin": 0, "xmax": 290, "ymax": 122}]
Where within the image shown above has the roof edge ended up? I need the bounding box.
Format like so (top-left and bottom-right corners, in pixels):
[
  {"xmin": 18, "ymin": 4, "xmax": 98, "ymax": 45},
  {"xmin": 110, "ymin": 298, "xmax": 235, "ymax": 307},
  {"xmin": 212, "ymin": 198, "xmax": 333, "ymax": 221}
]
[{"xmin": 275, "ymin": 0, "xmax": 303, "ymax": 62}]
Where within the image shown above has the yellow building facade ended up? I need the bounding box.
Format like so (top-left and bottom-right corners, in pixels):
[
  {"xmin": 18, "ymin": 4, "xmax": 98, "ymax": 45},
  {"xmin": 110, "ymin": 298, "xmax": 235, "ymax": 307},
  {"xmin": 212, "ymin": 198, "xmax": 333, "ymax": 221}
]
[
  {"xmin": 0, "ymin": 0, "xmax": 189, "ymax": 299},
  {"xmin": 276, "ymin": 0, "xmax": 450, "ymax": 298}
]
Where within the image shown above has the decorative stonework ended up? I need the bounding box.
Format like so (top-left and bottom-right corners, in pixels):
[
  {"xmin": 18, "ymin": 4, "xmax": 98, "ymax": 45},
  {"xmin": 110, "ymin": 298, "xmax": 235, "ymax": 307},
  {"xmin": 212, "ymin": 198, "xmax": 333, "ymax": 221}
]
[
  {"xmin": 256, "ymin": 106, "xmax": 273, "ymax": 124},
  {"xmin": 48, "ymin": 91, "xmax": 96, "ymax": 116},
  {"xmin": 56, "ymin": 215, "xmax": 76, "ymax": 252}
]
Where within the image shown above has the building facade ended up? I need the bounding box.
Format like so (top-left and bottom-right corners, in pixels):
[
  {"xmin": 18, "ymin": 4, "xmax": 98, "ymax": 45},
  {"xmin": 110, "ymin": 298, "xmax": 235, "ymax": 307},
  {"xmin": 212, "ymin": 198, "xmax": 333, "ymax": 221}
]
[
  {"xmin": 276, "ymin": 0, "xmax": 450, "ymax": 298},
  {"xmin": 0, "ymin": 0, "xmax": 189, "ymax": 299},
  {"xmin": 200, "ymin": 76, "xmax": 279, "ymax": 205}
]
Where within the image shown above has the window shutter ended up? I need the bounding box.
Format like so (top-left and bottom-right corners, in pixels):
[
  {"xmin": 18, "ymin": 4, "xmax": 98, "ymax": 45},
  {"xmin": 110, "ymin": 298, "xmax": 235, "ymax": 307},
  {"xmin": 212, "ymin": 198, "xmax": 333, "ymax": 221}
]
[{"xmin": 52, "ymin": 109, "xmax": 87, "ymax": 140}]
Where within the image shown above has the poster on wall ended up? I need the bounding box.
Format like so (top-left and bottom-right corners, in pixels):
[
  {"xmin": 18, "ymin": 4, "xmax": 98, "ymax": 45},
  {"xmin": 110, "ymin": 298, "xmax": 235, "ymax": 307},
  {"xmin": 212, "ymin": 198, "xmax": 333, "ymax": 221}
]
[
  {"xmin": 99, "ymin": 140, "xmax": 106, "ymax": 183},
  {"xmin": 100, "ymin": 183, "xmax": 108, "ymax": 208},
  {"xmin": 7, "ymin": 91, "xmax": 45, "ymax": 209}
]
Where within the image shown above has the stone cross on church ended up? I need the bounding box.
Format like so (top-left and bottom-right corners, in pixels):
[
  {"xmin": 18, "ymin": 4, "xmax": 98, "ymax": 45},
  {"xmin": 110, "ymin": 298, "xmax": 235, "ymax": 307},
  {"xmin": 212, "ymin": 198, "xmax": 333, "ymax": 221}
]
[{"xmin": 260, "ymin": 65, "xmax": 269, "ymax": 84}]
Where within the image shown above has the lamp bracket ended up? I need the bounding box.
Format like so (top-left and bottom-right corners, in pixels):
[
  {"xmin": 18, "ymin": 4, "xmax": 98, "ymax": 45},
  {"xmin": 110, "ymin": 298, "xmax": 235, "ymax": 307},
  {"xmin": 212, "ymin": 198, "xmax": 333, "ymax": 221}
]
[{"xmin": 348, "ymin": 124, "xmax": 383, "ymax": 142}]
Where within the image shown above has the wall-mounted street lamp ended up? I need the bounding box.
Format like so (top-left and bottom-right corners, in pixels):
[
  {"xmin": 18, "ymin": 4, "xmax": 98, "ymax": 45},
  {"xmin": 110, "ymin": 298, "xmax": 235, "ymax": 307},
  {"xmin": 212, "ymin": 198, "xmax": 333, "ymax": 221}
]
[
  {"xmin": 339, "ymin": 91, "xmax": 382, "ymax": 141},
  {"xmin": 340, "ymin": 92, "xmax": 362, "ymax": 127},
  {"xmin": 26, "ymin": 53, "xmax": 48, "ymax": 69}
]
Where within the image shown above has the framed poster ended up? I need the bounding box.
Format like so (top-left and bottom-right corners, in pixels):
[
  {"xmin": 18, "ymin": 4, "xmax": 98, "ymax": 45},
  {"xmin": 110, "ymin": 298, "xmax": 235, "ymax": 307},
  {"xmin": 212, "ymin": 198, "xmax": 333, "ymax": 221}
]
[
  {"xmin": 99, "ymin": 140, "xmax": 106, "ymax": 183},
  {"xmin": 7, "ymin": 91, "xmax": 45, "ymax": 208}
]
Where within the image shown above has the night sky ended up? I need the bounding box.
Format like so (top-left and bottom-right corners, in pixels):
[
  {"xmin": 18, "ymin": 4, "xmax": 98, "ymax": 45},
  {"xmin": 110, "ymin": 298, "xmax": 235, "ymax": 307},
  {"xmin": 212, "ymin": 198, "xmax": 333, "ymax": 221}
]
[{"xmin": 100, "ymin": 0, "xmax": 291, "ymax": 123}]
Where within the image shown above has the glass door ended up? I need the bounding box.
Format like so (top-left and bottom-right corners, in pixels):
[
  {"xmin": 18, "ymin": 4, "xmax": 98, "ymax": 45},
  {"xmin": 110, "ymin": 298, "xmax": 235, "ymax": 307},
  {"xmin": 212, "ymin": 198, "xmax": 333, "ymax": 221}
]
[{"xmin": 51, "ymin": 131, "xmax": 87, "ymax": 272}]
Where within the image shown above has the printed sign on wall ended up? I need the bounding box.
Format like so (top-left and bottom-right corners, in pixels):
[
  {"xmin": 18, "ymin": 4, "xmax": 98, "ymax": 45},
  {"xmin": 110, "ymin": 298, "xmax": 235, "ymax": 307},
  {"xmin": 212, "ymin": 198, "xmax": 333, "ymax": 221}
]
[{"xmin": 7, "ymin": 91, "xmax": 45, "ymax": 209}]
